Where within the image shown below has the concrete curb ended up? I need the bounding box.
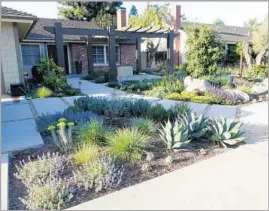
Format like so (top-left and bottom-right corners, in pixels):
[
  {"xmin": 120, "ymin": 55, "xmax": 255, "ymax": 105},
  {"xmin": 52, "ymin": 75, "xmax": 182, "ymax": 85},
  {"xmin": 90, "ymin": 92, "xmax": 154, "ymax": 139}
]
[{"xmin": 1, "ymin": 154, "xmax": 9, "ymax": 210}]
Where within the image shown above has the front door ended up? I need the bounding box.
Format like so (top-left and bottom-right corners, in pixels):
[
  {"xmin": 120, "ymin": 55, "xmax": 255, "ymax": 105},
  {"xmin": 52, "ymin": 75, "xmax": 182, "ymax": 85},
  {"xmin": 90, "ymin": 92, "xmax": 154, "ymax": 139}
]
[{"xmin": 47, "ymin": 45, "xmax": 69, "ymax": 74}]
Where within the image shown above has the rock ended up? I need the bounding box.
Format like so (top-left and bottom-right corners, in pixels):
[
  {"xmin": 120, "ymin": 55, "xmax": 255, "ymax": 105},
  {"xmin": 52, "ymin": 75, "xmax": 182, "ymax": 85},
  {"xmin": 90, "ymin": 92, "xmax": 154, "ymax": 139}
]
[
  {"xmin": 165, "ymin": 155, "xmax": 173, "ymax": 164},
  {"xmin": 252, "ymin": 85, "xmax": 268, "ymax": 95},
  {"xmin": 68, "ymin": 186, "xmax": 77, "ymax": 194},
  {"xmin": 145, "ymin": 152, "xmax": 155, "ymax": 161},
  {"xmin": 141, "ymin": 163, "xmax": 150, "ymax": 172},
  {"xmin": 184, "ymin": 76, "xmax": 211, "ymax": 92},
  {"xmin": 252, "ymin": 99, "xmax": 257, "ymax": 104},
  {"xmin": 225, "ymin": 89, "xmax": 250, "ymax": 103},
  {"xmin": 262, "ymin": 78, "xmax": 268, "ymax": 88},
  {"xmin": 199, "ymin": 148, "xmax": 208, "ymax": 155}
]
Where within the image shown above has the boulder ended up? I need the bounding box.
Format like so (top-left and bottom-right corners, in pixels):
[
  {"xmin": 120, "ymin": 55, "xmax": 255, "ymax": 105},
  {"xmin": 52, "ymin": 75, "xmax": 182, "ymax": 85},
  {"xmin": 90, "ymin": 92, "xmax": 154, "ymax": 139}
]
[
  {"xmin": 252, "ymin": 84, "xmax": 268, "ymax": 95},
  {"xmin": 225, "ymin": 89, "xmax": 250, "ymax": 103},
  {"xmin": 184, "ymin": 76, "xmax": 211, "ymax": 92},
  {"xmin": 262, "ymin": 78, "xmax": 268, "ymax": 88}
]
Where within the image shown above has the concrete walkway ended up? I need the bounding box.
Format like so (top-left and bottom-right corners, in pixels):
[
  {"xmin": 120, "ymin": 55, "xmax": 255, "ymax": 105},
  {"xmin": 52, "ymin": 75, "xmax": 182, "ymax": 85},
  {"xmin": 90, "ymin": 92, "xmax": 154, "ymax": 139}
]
[
  {"xmin": 67, "ymin": 76, "xmax": 238, "ymax": 118},
  {"xmin": 68, "ymin": 102, "xmax": 268, "ymax": 210}
]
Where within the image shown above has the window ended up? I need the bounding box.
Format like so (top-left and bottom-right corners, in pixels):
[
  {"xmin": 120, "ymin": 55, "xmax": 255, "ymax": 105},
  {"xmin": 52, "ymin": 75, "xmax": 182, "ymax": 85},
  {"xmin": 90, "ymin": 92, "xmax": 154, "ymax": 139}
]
[
  {"xmin": 93, "ymin": 46, "xmax": 105, "ymax": 64},
  {"xmin": 106, "ymin": 46, "xmax": 120, "ymax": 64},
  {"xmin": 21, "ymin": 44, "xmax": 41, "ymax": 66},
  {"xmin": 93, "ymin": 45, "xmax": 120, "ymax": 65}
]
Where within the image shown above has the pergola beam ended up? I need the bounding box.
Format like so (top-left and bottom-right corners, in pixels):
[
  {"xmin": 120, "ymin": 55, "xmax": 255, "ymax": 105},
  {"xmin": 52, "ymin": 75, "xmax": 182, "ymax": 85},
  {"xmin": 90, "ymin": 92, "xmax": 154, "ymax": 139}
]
[{"xmin": 136, "ymin": 26, "xmax": 152, "ymax": 33}]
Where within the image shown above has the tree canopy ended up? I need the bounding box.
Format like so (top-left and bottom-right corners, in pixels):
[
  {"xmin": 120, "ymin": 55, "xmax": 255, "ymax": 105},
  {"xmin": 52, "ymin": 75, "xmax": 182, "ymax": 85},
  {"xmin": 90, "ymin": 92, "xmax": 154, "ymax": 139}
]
[
  {"xmin": 185, "ymin": 24, "xmax": 224, "ymax": 77},
  {"xmin": 243, "ymin": 18, "xmax": 259, "ymax": 29},
  {"xmin": 58, "ymin": 2, "xmax": 122, "ymax": 28},
  {"xmin": 213, "ymin": 18, "xmax": 225, "ymax": 26},
  {"xmin": 129, "ymin": 5, "xmax": 138, "ymax": 17},
  {"xmin": 128, "ymin": 3, "xmax": 171, "ymax": 68}
]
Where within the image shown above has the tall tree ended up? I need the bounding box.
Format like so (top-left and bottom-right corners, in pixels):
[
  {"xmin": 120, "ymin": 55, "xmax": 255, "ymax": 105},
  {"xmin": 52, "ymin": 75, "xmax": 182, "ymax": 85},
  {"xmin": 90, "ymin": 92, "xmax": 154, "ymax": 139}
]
[
  {"xmin": 213, "ymin": 18, "xmax": 225, "ymax": 26},
  {"xmin": 58, "ymin": 2, "xmax": 122, "ymax": 28},
  {"xmin": 244, "ymin": 18, "xmax": 259, "ymax": 29},
  {"xmin": 129, "ymin": 3, "xmax": 170, "ymax": 68},
  {"xmin": 185, "ymin": 24, "xmax": 224, "ymax": 77},
  {"xmin": 129, "ymin": 5, "xmax": 138, "ymax": 17}
]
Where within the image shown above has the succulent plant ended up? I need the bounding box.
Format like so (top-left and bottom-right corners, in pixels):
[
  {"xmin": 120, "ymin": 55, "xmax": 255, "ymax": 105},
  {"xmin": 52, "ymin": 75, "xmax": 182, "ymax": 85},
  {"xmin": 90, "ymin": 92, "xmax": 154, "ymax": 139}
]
[
  {"xmin": 180, "ymin": 112, "xmax": 209, "ymax": 140},
  {"xmin": 159, "ymin": 119, "xmax": 191, "ymax": 150},
  {"xmin": 208, "ymin": 117, "xmax": 246, "ymax": 147}
]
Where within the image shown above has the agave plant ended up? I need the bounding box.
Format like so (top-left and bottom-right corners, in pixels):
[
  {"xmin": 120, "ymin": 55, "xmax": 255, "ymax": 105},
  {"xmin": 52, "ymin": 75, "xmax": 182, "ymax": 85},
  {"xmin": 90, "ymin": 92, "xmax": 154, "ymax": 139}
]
[
  {"xmin": 180, "ymin": 112, "xmax": 209, "ymax": 140},
  {"xmin": 159, "ymin": 119, "xmax": 191, "ymax": 150},
  {"xmin": 208, "ymin": 117, "xmax": 245, "ymax": 147}
]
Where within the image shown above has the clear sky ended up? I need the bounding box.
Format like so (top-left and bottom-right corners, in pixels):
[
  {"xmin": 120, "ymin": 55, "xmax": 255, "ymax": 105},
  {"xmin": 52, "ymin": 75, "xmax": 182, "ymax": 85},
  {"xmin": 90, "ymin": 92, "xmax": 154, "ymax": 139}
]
[{"xmin": 1, "ymin": 1, "xmax": 268, "ymax": 26}]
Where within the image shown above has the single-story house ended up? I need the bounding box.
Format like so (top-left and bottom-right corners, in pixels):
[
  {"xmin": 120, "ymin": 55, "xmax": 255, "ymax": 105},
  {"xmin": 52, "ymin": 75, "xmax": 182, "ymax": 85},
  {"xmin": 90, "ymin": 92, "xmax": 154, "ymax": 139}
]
[{"xmin": 1, "ymin": 6, "xmax": 138, "ymax": 93}]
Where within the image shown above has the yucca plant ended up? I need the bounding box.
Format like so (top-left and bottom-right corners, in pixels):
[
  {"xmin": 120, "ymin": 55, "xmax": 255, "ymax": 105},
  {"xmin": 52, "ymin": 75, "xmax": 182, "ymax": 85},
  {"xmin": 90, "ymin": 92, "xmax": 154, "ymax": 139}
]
[
  {"xmin": 159, "ymin": 119, "xmax": 191, "ymax": 150},
  {"xmin": 208, "ymin": 117, "xmax": 246, "ymax": 147},
  {"xmin": 180, "ymin": 112, "xmax": 209, "ymax": 140}
]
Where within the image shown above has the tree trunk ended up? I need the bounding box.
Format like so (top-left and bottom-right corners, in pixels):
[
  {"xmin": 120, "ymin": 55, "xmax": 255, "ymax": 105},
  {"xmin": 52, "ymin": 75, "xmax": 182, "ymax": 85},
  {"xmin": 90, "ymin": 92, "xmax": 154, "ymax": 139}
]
[
  {"xmin": 255, "ymin": 49, "xmax": 268, "ymax": 65},
  {"xmin": 243, "ymin": 42, "xmax": 253, "ymax": 68},
  {"xmin": 239, "ymin": 54, "xmax": 243, "ymax": 77},
  {"xmin": 146, "ymin": 39, "xmax": 161, "ymax": 68}
]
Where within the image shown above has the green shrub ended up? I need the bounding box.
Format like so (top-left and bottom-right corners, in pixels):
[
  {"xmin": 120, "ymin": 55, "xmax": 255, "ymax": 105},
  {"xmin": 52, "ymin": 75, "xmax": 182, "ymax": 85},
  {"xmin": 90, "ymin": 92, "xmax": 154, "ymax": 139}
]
[
  {"xmin": 94, "ymin": 75, "xmax": 107, "ymax": 83},
  {"xmin": 20, "ymin": 178, "xmax": 71, "ymax": 210},
  {"xmin": 131, "ymin": 118, "xmax": 157, "ymax": 137},
  {"xmin": 147, "ymin": 104, "xmax": 168, "ymax": 123},
  {"xmin": 247, "ymin": 64, "xmax": 268, "ymax": 78},
  {"xmin": 175, "ymin": 63, "xmax": 188, "ymax": 71},
  {"xmin": 107, "ymin": 128, "xmax": 151, "ymax": 162},
  {"xmin": 14, "ymin": 152, "xmax": 66, "ymax": 187},
  {"xmin": 34, "ymin": 86, "xmax": 52, "ymax": 98},
  {"xmin": 78, "ymin": 120, "xmax": 112, "ymax": 146},
  {"xmin": 167, "ymin": 102, "xmax": 192, "ymax": 121},
  {"xmin": 47, "ymin": 118, "xmax": 75, "ymax": 152},
  {"xmin": 72, "ymin": 143, "xmax": 100, "ymax": 165},
  {"xmin": 145, "ymin": 86, "xmax": 168, "ymax": 98},
  {"xmin": 191, "ymin": 95, "xmax": 214, "ymax": 104},
  {"xmin": 73, "ymin": 155, "xmax": 124, "ymax": 192},
  {"xmin": 237, "ymin": 85, "xmax": 253, "ymax": 94},
  {"xmin": 208, "ymin": 117, "xmax": 246, "ymax": 147},
  {"xmin": 159, "ymin": 119, "xmax": 191, "ymax": 150},
  {"xmin": 202, "ymin": 74, "xmax": 230, "ymax": 87},
  {"xmin": 43, "ymin": 71, "xmax": 68, "ymax": 93},
  {"xmin": 166, "ymin": 91, "xmax": 197, "ymax": 101},
  {"xmin": 131, "ymin": 99, "xmax": 151, "ymax": 116}
]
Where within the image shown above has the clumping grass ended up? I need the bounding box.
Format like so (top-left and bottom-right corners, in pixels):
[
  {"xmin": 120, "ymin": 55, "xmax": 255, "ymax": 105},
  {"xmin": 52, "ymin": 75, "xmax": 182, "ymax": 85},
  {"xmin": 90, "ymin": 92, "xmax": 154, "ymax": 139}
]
[
  {"xmin": 72, "ymin": 144, "xmax": 100, "ymax": 165},
  {"xmin": 237, "ymin": 85, "xmax": 253, "ymax": 94},
  {"xmin": 107, "ymin": 127, "xmax": 151, "ymax": 162},
  {"xmin": 33, "ymin": 86, "xmax": 52, "ymax": 98},
  {"xmin": 131, "ymin": 118, "xmax": 157, "ymax": 137},
  {"xmin": 78, "ymin": 120, "xmax": 113, "ymax": 146}
]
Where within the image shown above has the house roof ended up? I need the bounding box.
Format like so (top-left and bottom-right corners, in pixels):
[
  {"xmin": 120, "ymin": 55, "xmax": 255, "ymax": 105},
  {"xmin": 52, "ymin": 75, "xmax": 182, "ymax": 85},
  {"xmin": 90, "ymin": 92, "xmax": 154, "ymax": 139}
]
[
  {"xmin": 1, "ymin": 6, "xmax": 37, "ymax": 20},
  {"xmin": 181, "ymin": 22, "xmax": 252, "ymax": 43},
  {"xmin": 24, "ymin": 18, "xmax": 136, "ymax": 44}
]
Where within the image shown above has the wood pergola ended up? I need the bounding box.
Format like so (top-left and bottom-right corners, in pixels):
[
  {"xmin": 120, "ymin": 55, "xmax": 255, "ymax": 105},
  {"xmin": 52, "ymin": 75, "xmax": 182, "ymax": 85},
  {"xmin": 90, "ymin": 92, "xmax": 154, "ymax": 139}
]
[{"xmin": 44, "ymin": 23, "xmax": 178, "ymax": 82}]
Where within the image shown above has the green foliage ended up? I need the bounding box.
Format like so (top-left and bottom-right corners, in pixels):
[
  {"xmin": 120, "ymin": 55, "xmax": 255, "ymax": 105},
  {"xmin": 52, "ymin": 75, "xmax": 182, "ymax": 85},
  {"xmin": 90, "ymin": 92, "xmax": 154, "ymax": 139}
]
[
  {"xmin": 131, "ymin": 118, "xmax": 157, "ymax": 137},
  {"xmin": 20, "ymin": 178, "xmax": 71, "ymax": 210},
  {"xmin": 47, "ymin": 118, "xmax": 75, "ymax": 152},
  {"xmin": 202, "ymin": 74, "xmax": 231, "ymax": 87},
  {"xmin": 146, "ymin": 103, "xmax": 168, "ymax": 123},
  {"xmin": 33, "ymin": 86, "xmax": 52, "ymax": 98},
  {"xmin": 72, "ymin": 143, "xmax": 100, "ymax": 165},
  {"xmin": 94, "ymin": 75, "xmax": 107, "ymax": 83},
  {"xmin": 167, "ymin": 102, "xmax": 192, "ymax": 121},
  {"xmin": 247, "ymin": 64, "xmax": 268, "ymax": 78},
  {"xmin": 237, "ymin": 85, "xmax": 253, "ymax": 94},
  {"xmin": 78, "ymin": 120, "xmax": 112, "ymax": 146},
  {"xmin": 175, "ymin": 63, "xmax": 188, "ymax": 71},
  {"xmin": 73, "ymin": 155, "xmax": 124, "ymax": 192},
  {"xmin": 191, "ymin": 95, "xmax": 215, "ymax": 104},
  {"xmin": 14, "ymin": 152, "xmax": 66, "ymax": 187},
  {"xmin": 185, "ymin": 24, "xmax": 224, "ymax": 77},
  {"xmin": 180, "ymin": 112, "xmax": 209, "ymax": 139},
  {"xmin": 213, "ymin": 18, "xmax": 225, "ymax": 25},
  {"xmin": 107, "ymin": 127, "xmax": 151, "ymax": 162},
  {"xmin": 129, "ymin": 5, "xmax": 138, "ymax": 17},
  {"xmin": 251, "ymin": 14, "xmax": 268, "ymax": 53},
  {"xmin": 208, "ymin": 117, "xmax": 246, "ymax": 147},
  {"xmin": 166, "ymin": 91, "xmax": 198, "ymax": 101},
  {"xmin": 159, "ymin": 119, "xmax": 191, "ymax": 150}
]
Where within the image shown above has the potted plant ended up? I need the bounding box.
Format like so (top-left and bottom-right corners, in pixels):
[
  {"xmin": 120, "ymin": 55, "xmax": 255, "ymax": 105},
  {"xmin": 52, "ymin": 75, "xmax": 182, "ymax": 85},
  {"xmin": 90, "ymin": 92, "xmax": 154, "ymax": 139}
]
[{"xmin": 75, "ymin": 52, "xmax": 82, "ymax": 74}]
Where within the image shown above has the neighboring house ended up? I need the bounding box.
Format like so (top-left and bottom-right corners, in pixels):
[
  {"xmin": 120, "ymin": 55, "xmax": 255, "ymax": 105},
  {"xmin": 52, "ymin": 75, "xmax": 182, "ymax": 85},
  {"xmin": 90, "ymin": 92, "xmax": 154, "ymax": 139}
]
[
  {"xmin": 179, "ymin": 22, "xmax": 252, "ymax": 64},
  {"xmin": 1, "ymin": 6, "xmax": 36, "ymax": 94},
  {"xmin": 1, "ymin": 6, "xmax": 137, "ymax": 94}
]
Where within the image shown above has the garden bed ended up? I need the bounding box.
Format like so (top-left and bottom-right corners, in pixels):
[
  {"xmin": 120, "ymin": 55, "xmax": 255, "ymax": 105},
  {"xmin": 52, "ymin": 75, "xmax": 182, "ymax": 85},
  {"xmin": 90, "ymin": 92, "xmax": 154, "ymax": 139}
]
[
  {"xmin": 8, "ymin": 96, "xmax": 247, "ymax": 210},
  {"xmin": 9, "ymin": 135, "xmax": 230, "ymax": 210}
]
